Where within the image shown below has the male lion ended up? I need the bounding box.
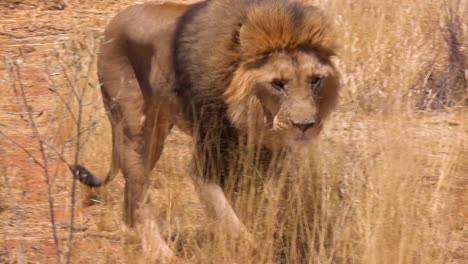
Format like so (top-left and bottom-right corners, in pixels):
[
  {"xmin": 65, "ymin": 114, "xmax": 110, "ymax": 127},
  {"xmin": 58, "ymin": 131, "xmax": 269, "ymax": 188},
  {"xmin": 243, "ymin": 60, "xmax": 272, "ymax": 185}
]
[{"xmin": 73, "ymin": 0, "xmax": 340, "ymax": 260}]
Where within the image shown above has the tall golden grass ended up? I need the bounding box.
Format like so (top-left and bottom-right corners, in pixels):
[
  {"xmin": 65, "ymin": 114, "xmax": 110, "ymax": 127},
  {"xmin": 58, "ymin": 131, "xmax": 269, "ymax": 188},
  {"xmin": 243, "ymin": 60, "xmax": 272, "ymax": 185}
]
[{"xmin": 1, "ymin": 0, "xmax": 466, "ymax": 263}]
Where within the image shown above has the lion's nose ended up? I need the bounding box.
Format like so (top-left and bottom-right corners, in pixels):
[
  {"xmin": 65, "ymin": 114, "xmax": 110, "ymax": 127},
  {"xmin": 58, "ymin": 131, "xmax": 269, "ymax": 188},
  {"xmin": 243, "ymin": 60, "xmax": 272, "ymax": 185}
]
[{"xmin": 291, "ymin": 121, "xmax": 316, "ymax": 133}]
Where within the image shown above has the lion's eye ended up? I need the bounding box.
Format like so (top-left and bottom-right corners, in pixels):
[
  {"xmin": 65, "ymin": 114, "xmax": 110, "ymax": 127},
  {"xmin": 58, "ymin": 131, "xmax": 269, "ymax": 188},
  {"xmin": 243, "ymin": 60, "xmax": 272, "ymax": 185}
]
[
  {"xmin": 271, "ymin": 79, "xmax": 287, "ymax": 91},
  {"xmin": 309, "ymin": 77, "xmax": 322, "ymax": 95}
]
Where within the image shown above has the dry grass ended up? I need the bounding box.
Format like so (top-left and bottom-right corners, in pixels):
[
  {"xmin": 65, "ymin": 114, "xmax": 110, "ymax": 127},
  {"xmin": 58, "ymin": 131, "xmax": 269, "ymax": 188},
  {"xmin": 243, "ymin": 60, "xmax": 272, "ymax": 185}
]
[{"xmin": 0, "ymin": 0, "xmax": 467, "ymax": 263}]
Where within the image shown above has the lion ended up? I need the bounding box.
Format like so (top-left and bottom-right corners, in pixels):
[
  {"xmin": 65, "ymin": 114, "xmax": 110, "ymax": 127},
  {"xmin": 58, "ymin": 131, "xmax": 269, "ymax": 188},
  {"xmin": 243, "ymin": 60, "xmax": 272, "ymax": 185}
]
[{"xmin": 72, "ymin": 0, "xmax": 340, "ymax": 260}]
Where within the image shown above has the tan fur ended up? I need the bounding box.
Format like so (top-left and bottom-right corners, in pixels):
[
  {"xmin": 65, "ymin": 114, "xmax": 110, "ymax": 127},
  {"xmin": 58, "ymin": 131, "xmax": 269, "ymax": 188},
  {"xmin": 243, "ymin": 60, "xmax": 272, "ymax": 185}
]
[{"xmin": 73, "ymin": 0, "xmax": 340, "ymax": 260}]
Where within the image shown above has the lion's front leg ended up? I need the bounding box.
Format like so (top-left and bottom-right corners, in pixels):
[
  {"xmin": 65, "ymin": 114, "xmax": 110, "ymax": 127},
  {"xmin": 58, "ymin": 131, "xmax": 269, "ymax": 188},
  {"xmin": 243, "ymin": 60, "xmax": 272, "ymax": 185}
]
[{"xmin": 195, "ymin": 179, "xmax": 254, "ymax": 243}]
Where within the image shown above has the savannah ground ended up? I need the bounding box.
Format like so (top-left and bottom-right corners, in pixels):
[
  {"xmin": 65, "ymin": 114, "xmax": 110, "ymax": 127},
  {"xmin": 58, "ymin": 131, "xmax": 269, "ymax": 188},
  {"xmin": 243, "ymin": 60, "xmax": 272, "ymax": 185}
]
[{"xmin": 0, "ymin": 0, "xmax": 466, "ymax": 263}]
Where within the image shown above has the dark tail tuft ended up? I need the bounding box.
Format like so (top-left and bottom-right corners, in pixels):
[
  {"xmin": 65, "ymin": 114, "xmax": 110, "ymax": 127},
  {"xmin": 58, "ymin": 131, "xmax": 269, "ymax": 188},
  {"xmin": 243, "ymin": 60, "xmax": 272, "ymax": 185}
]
[{"xmin": 72, "ymin": 164, "xmax": 104, "ymax": 187}]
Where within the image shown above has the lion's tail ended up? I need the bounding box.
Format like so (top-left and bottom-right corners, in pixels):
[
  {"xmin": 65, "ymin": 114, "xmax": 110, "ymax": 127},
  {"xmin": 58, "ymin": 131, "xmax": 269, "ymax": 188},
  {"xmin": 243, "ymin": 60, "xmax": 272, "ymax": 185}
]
[
  {"xmin": 71, "ymin": 163, "xmax": 119, "ymax": 187},
  {"xmin": 71, "ymin": 125, "xmax": 121, "ymax": 188}
]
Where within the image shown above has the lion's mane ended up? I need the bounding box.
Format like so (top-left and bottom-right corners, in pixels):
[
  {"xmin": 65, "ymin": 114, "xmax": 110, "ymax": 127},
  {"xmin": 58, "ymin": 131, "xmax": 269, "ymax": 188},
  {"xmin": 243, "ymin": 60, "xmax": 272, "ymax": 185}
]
[{"xmin": 173, "ymin": 0, "xmax": 338, "ymax": 127}]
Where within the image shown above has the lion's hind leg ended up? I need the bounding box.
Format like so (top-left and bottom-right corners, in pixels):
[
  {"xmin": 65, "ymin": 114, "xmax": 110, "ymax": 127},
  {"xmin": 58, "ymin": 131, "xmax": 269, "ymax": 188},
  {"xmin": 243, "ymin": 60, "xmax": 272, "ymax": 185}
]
[
  {"xmin": 115, "ymin": 102, "xmax": 175, "ymax": 261},
  {"xmin": 98, "ymin": 40, "xmax": 175, "ymax": 261}
]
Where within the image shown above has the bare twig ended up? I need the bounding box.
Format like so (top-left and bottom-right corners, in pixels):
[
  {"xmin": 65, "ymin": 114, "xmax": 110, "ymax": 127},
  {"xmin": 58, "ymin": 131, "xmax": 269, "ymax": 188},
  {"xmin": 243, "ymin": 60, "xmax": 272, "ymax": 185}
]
[
  {"xmin": 43, "ymin": 64, "xmax": 78, "ymax": 124},
  {"xmin": 12, "ymin": 60, "xmax": 62, "ymax": 263},
  {"xmin": 0, "ymin": 130, "xmax": 45, "ymax": 170},
  {"xmin": 62, "ymin": 123, "xmax": 99, "ymax": 146},
  {"xmin": 65, "ymin": 36, "xmax": 100, "ymax": 264},
  {"xmin": 39, "ymin": 139, "xmax": 73, "ymax": 170}
]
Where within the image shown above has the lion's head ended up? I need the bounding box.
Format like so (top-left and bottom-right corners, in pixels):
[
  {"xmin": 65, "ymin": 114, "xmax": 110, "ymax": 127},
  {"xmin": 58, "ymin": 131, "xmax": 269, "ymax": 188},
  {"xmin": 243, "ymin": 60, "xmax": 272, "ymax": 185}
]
[{"xmin": 223, "ymin": 2, "xmax": 340, "ymax": 148}]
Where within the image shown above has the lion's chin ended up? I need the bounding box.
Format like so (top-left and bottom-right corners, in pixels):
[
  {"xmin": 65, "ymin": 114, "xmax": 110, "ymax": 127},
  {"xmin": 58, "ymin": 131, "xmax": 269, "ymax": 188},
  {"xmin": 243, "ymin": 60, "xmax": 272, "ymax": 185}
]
[
  {"xmin": 261, "ymin": 129, "xmax": 317, "ymax": 151},
  {"xmin": 293, "ymin": 136, "xmax": 313, "ymax": 143},
  {"xmin": 285, "ymin": 136, "xmax": 315, "ymax": 150},
  {"xmin": 292, "ymin": 136, "xmax": 313, "ymax": 144}
]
